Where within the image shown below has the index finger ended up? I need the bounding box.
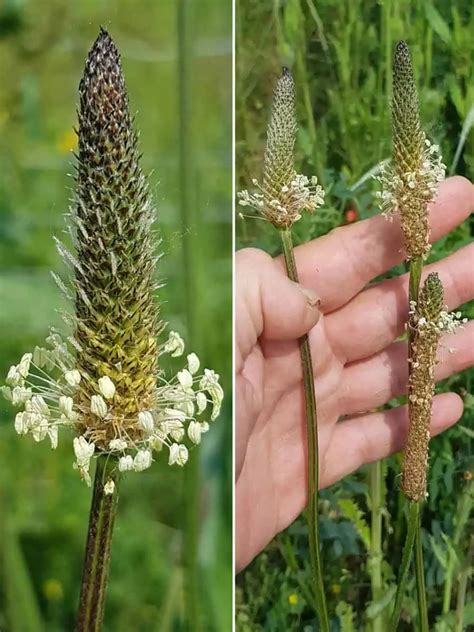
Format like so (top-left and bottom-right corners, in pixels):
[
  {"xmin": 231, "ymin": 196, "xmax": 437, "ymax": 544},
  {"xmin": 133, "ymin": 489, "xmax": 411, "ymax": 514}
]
[{"xmin": 287, "ymin": 176, "xmax": 474, "ymax": 312}]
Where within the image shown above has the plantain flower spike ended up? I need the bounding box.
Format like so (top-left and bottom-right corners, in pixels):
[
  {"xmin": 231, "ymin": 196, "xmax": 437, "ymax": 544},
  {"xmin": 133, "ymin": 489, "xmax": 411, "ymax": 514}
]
[
  {"xmin": 237, "ymin": 67, "xmax": 324, "ymax": 227},
  {"xmin": 1, "ymin": 28, "xmax": 223, "ymax": 486},
  {"xmin": 402, "ymin": 273, "xmax": 465, "ymax": 501},
  {"xmin": 376, "ymin": 41, "xmax": 445, "ymax": 259}
]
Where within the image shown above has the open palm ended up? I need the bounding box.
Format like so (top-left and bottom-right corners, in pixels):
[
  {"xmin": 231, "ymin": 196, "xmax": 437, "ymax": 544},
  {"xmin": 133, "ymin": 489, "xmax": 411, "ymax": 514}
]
[{"xmin": 236, "ymin": 177, "xmax": 474, "ymax": 571}]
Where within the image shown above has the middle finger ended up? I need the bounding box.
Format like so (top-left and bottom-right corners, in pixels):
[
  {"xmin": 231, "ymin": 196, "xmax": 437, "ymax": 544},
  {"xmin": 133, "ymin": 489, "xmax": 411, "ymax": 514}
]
[{"xmin": 324, "ymin": 244, "xmax": 474, "ymax": 364}]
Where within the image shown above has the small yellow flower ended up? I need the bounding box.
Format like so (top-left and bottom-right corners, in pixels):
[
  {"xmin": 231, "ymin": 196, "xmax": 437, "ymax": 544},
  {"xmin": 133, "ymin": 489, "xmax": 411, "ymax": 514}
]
[
  {"xmin": 331, "ymin": 583, "xmax": 341, "ymax": 595},
  {"xmin": 43, "ymin": 578, "xmax": 64, "ymax": 601},
  {"xmin": 288, "ymin": 593, "xmax": 298, "ymax": 605}
]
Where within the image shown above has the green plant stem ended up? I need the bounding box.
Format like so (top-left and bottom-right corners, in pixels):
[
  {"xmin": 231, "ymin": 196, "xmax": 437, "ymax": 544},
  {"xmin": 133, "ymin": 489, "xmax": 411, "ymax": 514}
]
[
  {"xmin": 414, "ymin": 513, "xmax": 429, "ymax": 631},
  {"xmin": 442, "ymin": 478, "xmax": 474, "ymax": 616},
  {"xmin": 389, "ymin": 501, "xmax": 418, "ymax": 631},
  {"xmin": 369, "ymin": 461, "xmax": 384, "ymax": 632},
  {"xmin": 408, "ymin": 255, "xmax": 423, "ymax": 306},
  {"xmin": 279, "ymin": 227, "xmax": 329, "ymax": 632},
  {"xmin": 455, "ymin": 536, "xmax": 473, "ymax": 632},
  {"xmin": 75, "ymin": 455, "xmax": 120, "ymax": 632}
]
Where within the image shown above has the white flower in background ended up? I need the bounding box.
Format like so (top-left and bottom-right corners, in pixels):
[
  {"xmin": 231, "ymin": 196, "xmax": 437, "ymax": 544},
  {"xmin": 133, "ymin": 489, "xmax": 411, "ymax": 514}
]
[
  {"xmin": 133, "ymin": 449, "xmax": 152, "ymax": 472},
  {"xmin": 98, "ymin": 376, "xmax": 115, "ymax": 400},
  {"xmin": 31, "ymin": 416, "xmax": 49, "ymax": 442},
  {"xmin": 18, "ymin": 353, "xmax": 32, "ymax": 378},
  {"xmin": 188, "ymin": 420, "xmax": 202, "ymax": 445},
  {"xmin": 11, "ymin": 386, "xmax": 32, "ymax": 406},
  {"xmin": 138, "ymin": 410, "xmax": 154, "ymax": 433},
  {"xmin": 74, "ymin": 436, "xmax": 95, "ymax": 468},
  {"xmin": 28, "ymin": 395, "xmax": 50, "ymax": 417},
  {"xmin": 187, "ymin": 353, "xmax": 200, "ymax": 375},
  {"xmin": 6, "ymin": 365, "xmax": 23, "ymax": 387},
  {"xmin": 176, "ymin": 399, "xmax": 195, "ymax": 418},
  {"xmin": 59, "ymin": 396, "xmax": 74, "ymax": 418},
  {"xmin": 15, "ymin": 412, "xmax": 29, "ymax": 435},
  {"xmin": 64, "ymin": 369, "xmax": 81, "ymax": 387},
  {"xmin": 118, "ymin": 455, "xmax": 134, "ymax": 471},
  {"xmin": 48, "ymin": 426, "xmax": 59, "ymax": 449},
  {"xmin": 91, "ymin": 395, "xmax": 107, "ymax": 418},
  {"xmin": 177, "ymin": 369, "xmax": 193, "ymax": 391},
  {"xmin": 73, "ymin": 436, "xmax": 95, "ymax": 486},
  {"xmin": 196, "ymin": 392, "xmax": 207, "ymax": 414},
  {"xmin": 104, "ymin": 479, "xmax": 115, "ymax": 495},
  {"xmin": 200, "ymin": 369, "xmax": 224, "ymax": 420},
  {"xmin": 162, "ymin": 408, "xmax": 187, "ymax": 424},
  {"xmin": 33, "ymin": 346, "xmax": 52, "ymax": 369},
  {"xmin": 109, "ymin": 438, "xmax": 128, "ymax": 451},
  {"xmin": 168, "ymin": 443, "xmax": 189, "ymax": 466},
  {"xmin": 163, "ymin": 331, "xmax": 185, "ymax": 357}
]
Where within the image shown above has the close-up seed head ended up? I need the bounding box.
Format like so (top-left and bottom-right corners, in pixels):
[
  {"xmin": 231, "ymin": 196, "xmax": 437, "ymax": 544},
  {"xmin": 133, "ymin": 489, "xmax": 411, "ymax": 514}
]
[
  {"xmin": 74, "ymin": 28, "xmax": 160, "ymax": 442},
  {"xmin": 1, "ymin": 29, "xmax": 223, "ymax": 485},
  {"xmin": 402, "ymin": 273, "xmax": 464, "ymax": 501},
  {"xmin": 237, "ymin": 68, "xmax": 324, "ymax": 228},
  {"xmin": 376, "ymin": 41, "xmax": 445, "ymax": 260}
]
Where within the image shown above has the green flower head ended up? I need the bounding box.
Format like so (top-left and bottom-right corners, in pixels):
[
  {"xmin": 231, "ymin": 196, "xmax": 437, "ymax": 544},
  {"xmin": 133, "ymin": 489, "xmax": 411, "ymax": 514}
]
[
  {"xmin": 238, "ymin": 67, "xmax": 324, "ymax": 228},
  {"xmin": 376, "ymin": 41, "xmax": 445, "ymax": 260}
]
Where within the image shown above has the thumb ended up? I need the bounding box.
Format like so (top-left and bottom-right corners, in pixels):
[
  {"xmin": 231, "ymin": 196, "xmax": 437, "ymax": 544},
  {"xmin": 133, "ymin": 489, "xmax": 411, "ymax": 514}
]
[{"xmin": 237, "ymin": 248, "xmax": 321, "ymax": 358}]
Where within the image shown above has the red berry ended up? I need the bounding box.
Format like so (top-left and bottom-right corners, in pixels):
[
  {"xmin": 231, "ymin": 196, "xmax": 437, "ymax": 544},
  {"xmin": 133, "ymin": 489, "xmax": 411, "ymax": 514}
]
[{"xmin": 345, "ymin": 208, "xmax": 358, "ymax": 223}]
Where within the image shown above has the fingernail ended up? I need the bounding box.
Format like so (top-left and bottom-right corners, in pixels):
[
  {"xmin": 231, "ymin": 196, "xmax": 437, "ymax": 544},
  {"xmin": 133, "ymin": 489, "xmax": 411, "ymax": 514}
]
[{"xmin": 299, "ymin": 286, "xmax": 321, "ymax": 307}]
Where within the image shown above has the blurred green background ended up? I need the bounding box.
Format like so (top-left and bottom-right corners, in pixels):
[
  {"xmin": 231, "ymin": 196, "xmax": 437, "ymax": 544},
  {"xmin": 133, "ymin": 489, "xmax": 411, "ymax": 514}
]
[
  {"xmin": 236, "ymin": 0, "xmax": 473, "ymax": 630},
  {"xmin": 0, "ymin": 1, "xmax": 232, "ymax": 631}
]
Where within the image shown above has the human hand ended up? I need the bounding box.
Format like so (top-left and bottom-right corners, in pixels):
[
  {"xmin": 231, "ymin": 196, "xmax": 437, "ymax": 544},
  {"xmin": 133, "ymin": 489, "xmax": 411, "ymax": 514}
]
[{"xmin": 236, "ymin": 176, "xmax": 474, "ymax": 571}]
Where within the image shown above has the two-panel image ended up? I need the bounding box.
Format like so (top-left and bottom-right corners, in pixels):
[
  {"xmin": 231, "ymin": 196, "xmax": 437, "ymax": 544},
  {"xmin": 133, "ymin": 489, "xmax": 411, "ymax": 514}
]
[{"xmin": 0, "ymin": 1, "xmax": 472, "ymax": 630}]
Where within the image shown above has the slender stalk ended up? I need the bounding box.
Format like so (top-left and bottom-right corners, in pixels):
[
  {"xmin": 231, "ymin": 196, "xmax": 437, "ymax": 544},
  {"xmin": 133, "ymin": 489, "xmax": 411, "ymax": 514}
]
[
  {"xmin": 389, "ymin": 501, "xmax": 418, "ymax": 631},
  {"xmin": 454, "ymin": 537, "xmax": 473, "ymax": 632},
  {"xmin": 75, "ymin": 455, "xmax": 120, "ymax": 631},
  {"xmin": 414, "ymin": 513, "xmax": 429, "ymax": 631},
  {"xmin": 159, "ymin": 566, "xmax": 184, "ymax": 632},
  {"xmin": 369, "ymin": 461, "xmax": 384, "ymax": 632},
  {"xmin": 279, "ymin": 227, "xmax": 329, "ymax": 632},
  {"xmin": 408, "ymin": 256, "xmax": 423, "ymax": 305},
  {"xmin": 442, "ymin": 478, "xmax": 474, "ymax": 616},
  {"xmin": 178, "ymin": 1, "xmax": 202, "ymax": 629}
]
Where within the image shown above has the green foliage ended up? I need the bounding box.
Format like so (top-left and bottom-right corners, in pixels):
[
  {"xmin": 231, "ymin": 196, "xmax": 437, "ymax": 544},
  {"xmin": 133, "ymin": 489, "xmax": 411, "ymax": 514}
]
[
  {"xmin": 336, "ymin": 601, "xmax": 356, "ymax": 632},
  {"xmin": 2, "ymin": 524, "xmax": 44, "ymax": 632},
  {"xmin": 0, "ymin": 1, "xmax": 231, "ymax": 630},
  {"xmin": 236, "ymin": 0, "xmax": 473, "ymax": 629}
]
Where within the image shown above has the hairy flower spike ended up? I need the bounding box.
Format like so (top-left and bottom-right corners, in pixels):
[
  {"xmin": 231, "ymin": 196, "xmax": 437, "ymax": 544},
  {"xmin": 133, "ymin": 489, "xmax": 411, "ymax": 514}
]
[
  {"xmin": 376, "ymin": 41, "xmax": 445, "ymax": 259},
  {"xmin": 2, "ymin": 28, "xmax": 223, "ymax": 484},
  {"xmin": 73, "ymin": 28, "xmax": 159, "ymax": 441},
  {"xmin": 402, "ymin": 273, "xmax": 464, "ymax": 501},
  {"xmin": 237, "ymin": 68, "xmax": 324, "ymax": 227}
]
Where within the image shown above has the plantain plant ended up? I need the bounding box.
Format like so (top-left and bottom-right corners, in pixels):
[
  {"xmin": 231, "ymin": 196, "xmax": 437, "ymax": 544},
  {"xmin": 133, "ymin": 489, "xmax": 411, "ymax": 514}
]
[
  {"xmin": 1, "ymin": 28, "xmax": 223, "ymax": 630},
  {"xmin": 376, "ymin": 41, "xmax": 465, "ymax": 631},
  {"xmin": 238, "ymin": 67, "xmax": 329, "ymax": 631}
]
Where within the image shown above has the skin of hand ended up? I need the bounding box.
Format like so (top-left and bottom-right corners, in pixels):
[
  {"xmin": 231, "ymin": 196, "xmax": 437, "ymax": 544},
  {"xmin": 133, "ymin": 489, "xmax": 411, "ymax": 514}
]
[{"xmin": 236, "ymin": 176, "xmax": 474, "ymax": 572}]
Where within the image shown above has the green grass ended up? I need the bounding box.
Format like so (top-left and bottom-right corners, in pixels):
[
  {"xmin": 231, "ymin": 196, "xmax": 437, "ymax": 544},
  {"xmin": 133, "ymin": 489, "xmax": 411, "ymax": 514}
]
[
  {"xmin": 0, "ymin": 1, "xmax": 231, "ymax": 630},
  {"xmin": 236, "ymin": 0, "xmax": 473, "ymax": 630}
]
